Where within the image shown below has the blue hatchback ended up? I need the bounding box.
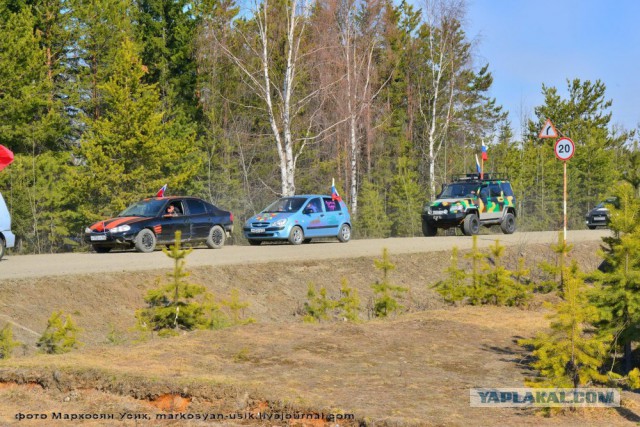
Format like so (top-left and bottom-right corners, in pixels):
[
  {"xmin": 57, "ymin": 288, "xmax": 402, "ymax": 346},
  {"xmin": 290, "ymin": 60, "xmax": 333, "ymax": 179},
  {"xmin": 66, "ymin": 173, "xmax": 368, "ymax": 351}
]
[{"xmin": 243, "ymin": 195, "xmax": 352, "ymax": 245}]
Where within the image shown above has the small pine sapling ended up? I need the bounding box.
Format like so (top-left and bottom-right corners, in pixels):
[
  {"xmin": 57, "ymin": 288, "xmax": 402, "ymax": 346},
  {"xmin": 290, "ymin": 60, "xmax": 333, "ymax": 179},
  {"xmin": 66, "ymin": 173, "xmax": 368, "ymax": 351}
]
[
  {"xmin": 520, "ymin": 263, "xmax": 610, "ymax": 388},
  {"xmin": 0, "ymin": 324, "xmax": 20, "ymax": 359},
  {"xmin": 337, "ymin": 278, "xmax": 360, "ymax": 322},
  {"xmin": 371, "ymin": 248, "xmax": 407, "ymax": 318},
  {"xmin": 432, "ymin": 246, "xmax": 467, "ymax": 303},
  {"xmin": 37, "ymin": 311, "xmax": 82, "ymax": 354},
  {"xmin": 303, "ymin": 283, "xmax": 336, "ymax": 323}
]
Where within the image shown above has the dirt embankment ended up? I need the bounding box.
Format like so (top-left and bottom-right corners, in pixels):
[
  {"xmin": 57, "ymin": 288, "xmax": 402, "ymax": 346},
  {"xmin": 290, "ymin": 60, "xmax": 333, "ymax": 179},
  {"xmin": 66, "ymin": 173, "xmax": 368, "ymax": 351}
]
[{"xmin": 0, "ymin": 239, "xmax": 636, "ymax": 426}]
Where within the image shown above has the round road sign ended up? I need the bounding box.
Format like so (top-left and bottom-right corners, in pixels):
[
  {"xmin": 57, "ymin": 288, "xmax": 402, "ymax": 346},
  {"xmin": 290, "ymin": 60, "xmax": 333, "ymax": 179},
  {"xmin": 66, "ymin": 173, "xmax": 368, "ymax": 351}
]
[{"xmin": 554, "ymin": 137, "xmax": 575, "ymax": 161}]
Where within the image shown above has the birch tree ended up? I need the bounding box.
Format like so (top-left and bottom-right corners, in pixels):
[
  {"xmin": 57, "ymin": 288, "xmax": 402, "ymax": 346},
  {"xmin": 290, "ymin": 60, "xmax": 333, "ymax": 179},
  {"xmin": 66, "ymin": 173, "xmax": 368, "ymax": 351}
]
[
  {"xmin": 415, "ymin": 0, "xmax": 467, "ymax": 198},
  {"xmin": 334, "ymin": 0, "xmax": 391, "ymax": 216},
  {"xmin": 208, "ymin": 0, "xmax": 313, "ymax": 196}
]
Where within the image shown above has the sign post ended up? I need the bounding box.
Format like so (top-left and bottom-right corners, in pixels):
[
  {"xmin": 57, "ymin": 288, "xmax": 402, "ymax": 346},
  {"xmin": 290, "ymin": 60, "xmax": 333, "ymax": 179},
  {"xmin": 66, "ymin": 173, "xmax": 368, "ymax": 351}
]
[{"xmin": 553, "ymin": 137, "xmax": 575, "ymax": 244}]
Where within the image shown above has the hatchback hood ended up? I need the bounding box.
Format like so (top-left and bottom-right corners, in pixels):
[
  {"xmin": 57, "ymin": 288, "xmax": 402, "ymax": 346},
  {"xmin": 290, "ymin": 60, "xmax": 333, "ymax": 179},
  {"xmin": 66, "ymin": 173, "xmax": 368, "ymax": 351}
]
[
  {"xmin": 89, "ymin": 216, "xmax": 147, "ymax": 232},
  {"xmin": 249, "ymin": 212, "xmax": 293, "ymax": 223}
]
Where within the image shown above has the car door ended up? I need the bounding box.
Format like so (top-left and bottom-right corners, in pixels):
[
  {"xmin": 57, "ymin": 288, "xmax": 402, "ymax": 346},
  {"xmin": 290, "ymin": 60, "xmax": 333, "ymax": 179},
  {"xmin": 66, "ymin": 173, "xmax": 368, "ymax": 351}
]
[
  {"xmin": 185, "ymin": 198, "xmax": 211, "ymax": 240},
  {"xmin": 484, "ymin": 183, "xmax": 503, "ymax": 220},
  {"xmin": 321, "ymin": 197, "xmax": 342, "ymax": 236},
  {"xmin": 302, "ymin": 197, "xmax": 324, "ymax": 237},
  {"xmin": 159, "ymin": 200, "xmax": 191, "ymax": 242}
]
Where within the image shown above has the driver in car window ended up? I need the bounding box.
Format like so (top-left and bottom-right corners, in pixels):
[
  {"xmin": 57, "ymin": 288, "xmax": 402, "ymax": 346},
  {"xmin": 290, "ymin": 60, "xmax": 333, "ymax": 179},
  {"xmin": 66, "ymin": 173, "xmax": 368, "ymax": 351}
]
[{"xmin": 166, "ymin": 205, "xmax": 179, "ymax": 216}]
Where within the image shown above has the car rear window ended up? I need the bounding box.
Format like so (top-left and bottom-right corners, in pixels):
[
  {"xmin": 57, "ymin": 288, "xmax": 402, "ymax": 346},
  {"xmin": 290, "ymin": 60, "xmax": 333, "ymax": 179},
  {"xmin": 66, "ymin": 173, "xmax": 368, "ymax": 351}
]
[{"xmin": 323, "ymin": 198, "xmax": 341, "ymax": 212}]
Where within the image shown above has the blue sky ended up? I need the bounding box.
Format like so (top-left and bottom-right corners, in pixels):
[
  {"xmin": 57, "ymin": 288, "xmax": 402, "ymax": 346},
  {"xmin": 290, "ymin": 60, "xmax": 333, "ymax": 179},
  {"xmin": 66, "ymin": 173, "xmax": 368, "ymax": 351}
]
[{"xmin": 464, "ymin": 0, "xmax": 640, "ymax": 137}]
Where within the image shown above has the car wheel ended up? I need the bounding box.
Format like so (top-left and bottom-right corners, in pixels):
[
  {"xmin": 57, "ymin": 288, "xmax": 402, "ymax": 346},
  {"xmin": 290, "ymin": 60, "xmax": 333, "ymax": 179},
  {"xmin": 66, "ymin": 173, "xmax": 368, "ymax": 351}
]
[
  {"xmin": 288, "ymin": 226, "xmax": 304, "ymax": 245},
  {"xmin": 500, "ymin": 212, "xmax": 516, "ymax": 234},
  {"xmin": 93, "ymin": 245, "xmax": 112, "ymax": 254},
  {"xmin": 205, "ymin": 225, "xmax": 225, "ymax": 249},
  {"xmin": 587, "ymin": 225, "xmax": 596, "ymax": 230},
  {"xmin": 0, "ymin": 238, "xmax": 5, "ymax": 261},
  {"xmin": 248, "ymin": 239, "xmax": 262, "ymax": 246},
  {"xmin": 337, "ymin": 224, "xmax": 351, "ymax": 243},
  {"xmin": 462, "ymin": 214, "xmax": 480, "ymax": 236},
  {"xmin": 134, "ymin": 229, "xmax": 156, "ymax": 253},
  {"xmin": 422, "ymin": 220, "xmax": 437, "ymax": 237},
  {"xmin": 303, "ymin": 238, "xmax": 312, "ymax": 244}
]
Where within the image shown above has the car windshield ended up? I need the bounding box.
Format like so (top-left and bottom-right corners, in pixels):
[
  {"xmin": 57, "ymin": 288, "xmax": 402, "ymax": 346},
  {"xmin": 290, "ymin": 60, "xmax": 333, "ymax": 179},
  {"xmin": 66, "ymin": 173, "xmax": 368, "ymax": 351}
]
[
  {"xmin": 118, "ymin": 199, "xmax": 166, "ymax": 217},
  {"xmin": 263, "ymin": 197, "xmax": 307, "ymax": 213},
  {"xmin": 595, "ymin": 202, "xmax": 606, "ymax": 209},
  {"xmin": 440, "ymin": 183, "xmax": 478, "ymax": 198}
]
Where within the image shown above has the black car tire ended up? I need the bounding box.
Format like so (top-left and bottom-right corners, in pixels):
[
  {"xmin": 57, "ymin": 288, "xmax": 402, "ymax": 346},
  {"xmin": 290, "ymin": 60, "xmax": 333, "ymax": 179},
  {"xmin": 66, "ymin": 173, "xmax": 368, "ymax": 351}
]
[
  {"xmin": 134, "ymin": 229, "xmax": 156, "ymax": 253},
  {"xmin": 0, "ymin": 238, "xmax": 5, "ymax": 261},
  {"xmin": 422, "ymin": 220, "xmax": 437, "ymax": 237},
  {"xmin": 288, "ymin": 226, "xmax": 304, "ymax": 245},
  {"xmin": 248, "ymin": 239, "xmax": 262, "ymax": 246},
  {"xmin": 206, "ymin": 225, "xmax": 225, "ymax": 249},
  {"xmin": 337, "ymin": 224, "xmax": 351, "ymax": 243},
  {"xmin": 93, "ymin": 245, "xmax": 112, "ymax": 254},
  {"xmin": 588, "ymin": 225, "xmax": 596, "ymax": 230},
  {"xmin": 500, "ymin": 212, "xmax": 516, "ymax": 234},
  {"xmin": 462, "ymin": 214, "xmax": 480, "ymax": 236}
]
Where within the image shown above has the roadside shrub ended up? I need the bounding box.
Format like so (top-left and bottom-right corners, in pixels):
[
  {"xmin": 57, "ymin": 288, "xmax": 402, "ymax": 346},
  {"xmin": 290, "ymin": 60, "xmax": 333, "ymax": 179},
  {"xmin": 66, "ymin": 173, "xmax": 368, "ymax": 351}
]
[
  {"xmin": 137, "ymin": 232, "xmax": 255, "ymax": 337},
  {"xmin": 371, "ymin": 248, "xmax": 407, "ymax": 318},
  {"xmin": 37, "ymin": 311, "xmax": 82, "ymax": 354},
  {"xmin": 0, "ymin": 324, "xmax": 20, "ymax": 359},
  {"xmin": 303, "ymin": 279, "xmax": 360, "ymax": 323}
]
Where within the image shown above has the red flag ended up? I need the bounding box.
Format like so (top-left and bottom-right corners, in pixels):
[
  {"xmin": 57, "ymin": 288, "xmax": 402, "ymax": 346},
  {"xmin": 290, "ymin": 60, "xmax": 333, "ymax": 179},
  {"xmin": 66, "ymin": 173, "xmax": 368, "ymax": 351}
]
[
  {"xmin": 0, "ymin": 145, "xmax": 14, "ymax": 172},
  {"xmin": 156, "ymin": 184, "xmax": 167, "ymax": 197}
]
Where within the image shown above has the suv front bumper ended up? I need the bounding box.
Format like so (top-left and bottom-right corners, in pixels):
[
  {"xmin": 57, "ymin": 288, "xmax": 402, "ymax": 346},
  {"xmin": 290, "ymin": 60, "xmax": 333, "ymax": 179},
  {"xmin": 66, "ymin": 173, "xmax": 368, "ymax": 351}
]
[{"xmin": 422, "ymin": 212, "xmax": 466, "ymax": 228}]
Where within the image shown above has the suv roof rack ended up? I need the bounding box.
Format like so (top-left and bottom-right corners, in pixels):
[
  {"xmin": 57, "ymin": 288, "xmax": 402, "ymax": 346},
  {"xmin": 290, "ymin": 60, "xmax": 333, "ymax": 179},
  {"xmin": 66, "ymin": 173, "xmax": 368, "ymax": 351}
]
[{"xmin": 452, "ymin": 173, "xmax": 510, "ymax": 182}]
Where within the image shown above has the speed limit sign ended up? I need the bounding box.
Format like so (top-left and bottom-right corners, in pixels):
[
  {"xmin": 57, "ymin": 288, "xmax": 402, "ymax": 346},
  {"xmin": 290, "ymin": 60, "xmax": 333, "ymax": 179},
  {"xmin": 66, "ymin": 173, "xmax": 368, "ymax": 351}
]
[{"xmin": 554, "ymin": 137, "xmax": 575, "ymax": 161}]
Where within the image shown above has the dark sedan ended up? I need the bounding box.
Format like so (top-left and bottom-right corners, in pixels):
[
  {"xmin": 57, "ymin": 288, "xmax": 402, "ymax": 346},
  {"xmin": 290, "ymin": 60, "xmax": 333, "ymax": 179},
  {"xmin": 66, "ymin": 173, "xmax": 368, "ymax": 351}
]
[
  {"xmin": 84, "ymin": 196, "xmax": 233, "ymax": 253},
  {"xmin": 585, "ymin": 197, "xmax": 618, "ymax": 230}
]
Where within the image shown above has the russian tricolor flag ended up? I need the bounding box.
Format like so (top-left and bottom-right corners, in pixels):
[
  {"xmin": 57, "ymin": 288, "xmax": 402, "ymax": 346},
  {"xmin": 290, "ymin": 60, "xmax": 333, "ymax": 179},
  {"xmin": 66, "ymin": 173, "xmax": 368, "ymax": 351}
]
[
  {"xmin": 475, "ymin": 155, "xmax": 481, "ymax": 174},
  {"xmin": 331, "ymin": 178, "xmax": 342, "ymax": 202},
  {"xmin": 156, "ymin": 184, "xmax": 167, "ymax": 197},
  {"xmin": 481, "ymin": 141, "xmax": 488, "ymax": 161}
]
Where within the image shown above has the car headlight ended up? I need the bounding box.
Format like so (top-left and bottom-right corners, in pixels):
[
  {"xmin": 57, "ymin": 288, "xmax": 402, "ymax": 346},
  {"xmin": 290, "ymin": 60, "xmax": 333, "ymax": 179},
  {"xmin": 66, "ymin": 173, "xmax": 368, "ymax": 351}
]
[
  {"xmin": 84, "ymin": 227, "xmax": 92, "ymax": 233},
  {"xmin": 271, "ymin": 219, "xmax": 287, "ymax": 228},
  {"xmin": 110, "ymin": 224, "xmax": 131, "ymax": 233},
  {"xmin": 450, "ymin": 204, "xmax": 464, "ymax": 213}
]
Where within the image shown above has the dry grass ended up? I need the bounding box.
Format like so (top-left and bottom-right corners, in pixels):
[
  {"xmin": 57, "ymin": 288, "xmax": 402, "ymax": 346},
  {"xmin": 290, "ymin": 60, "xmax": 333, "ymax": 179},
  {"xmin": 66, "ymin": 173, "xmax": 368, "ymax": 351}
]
[{"xmin": 0, "ymin": 241, "xmax": 637, "ymax": 426}]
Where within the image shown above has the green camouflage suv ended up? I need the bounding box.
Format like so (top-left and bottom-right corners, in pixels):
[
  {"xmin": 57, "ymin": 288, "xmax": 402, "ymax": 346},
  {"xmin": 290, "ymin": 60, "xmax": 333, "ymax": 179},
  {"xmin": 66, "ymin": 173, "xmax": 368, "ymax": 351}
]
[{"xmin": 421, "ymin": 174, "xmax": 517, "ymax": 236}]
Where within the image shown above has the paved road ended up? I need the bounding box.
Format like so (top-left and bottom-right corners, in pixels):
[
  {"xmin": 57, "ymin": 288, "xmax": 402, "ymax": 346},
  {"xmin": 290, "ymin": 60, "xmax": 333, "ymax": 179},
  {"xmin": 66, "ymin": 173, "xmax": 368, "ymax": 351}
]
[{"xmin": 0, "ymin": 230, "xmax": 610, "ymax": 280}]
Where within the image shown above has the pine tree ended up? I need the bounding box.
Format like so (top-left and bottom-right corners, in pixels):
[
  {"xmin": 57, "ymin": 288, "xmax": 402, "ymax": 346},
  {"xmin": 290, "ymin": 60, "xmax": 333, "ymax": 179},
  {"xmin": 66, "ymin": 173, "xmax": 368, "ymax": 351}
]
[
  {"xmin": 388, "ymin": 155, "xmax": 424, "ymax": 236},
  {"xmin": 37, "ymin": 311, "xmax": 82, "ymax": 354},
  {"xmin": 73, "ymin": 37, "xmax": 201, "ymax": 221},
  {"xmin": 337, "ymin": 278, "xmax": 360, "ymax": 322},
  {"xmin": 590, "ymin": 182, "xmax": 640, "ymax": 374},
  {"xmin": 371, "ymin": 248, "xmax": 407, "ymax": 317},
  {"xmin": 356, "ymin": 179, "xmax": 392, "ymax": 238},
  {"xmin": 433, "ymin": 246, "xmax": 467, "ymax": 303},
  {"xmin": 521, "ymin": 263, "xmax": 610, "ymax": 388},
  {"xmin": 480, "ymin": 240, "xmax": 530, "ymax": 307},
  {"xmin": 137, "ymin": 231, "xmax": 208, "ymax": 337},
  {"xmin": 0, "ymin": 324, "xmax": 20, "ymax": 359},
  {"xmin": 303, "ymin": 283, "xmax": 336, "ymax": 323}
]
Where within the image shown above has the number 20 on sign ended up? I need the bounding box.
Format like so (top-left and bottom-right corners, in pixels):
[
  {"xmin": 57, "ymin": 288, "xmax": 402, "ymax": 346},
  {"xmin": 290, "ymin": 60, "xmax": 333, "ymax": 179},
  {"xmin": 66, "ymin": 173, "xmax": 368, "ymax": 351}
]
[{"xmin": 554, "ymin": 137, "xmax": 575, "ymax": 161}]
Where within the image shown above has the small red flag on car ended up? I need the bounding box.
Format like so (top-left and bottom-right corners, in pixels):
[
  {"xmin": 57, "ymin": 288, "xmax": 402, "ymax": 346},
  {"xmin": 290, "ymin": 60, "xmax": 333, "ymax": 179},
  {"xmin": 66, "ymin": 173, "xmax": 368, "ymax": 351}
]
[
  {"xmin": 0, "ymin": 145, "xmax": 14, "ymax": 172},
  {"xmin": 156, "ymin": 184, "xmax": 167, "ymax": 197}
]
